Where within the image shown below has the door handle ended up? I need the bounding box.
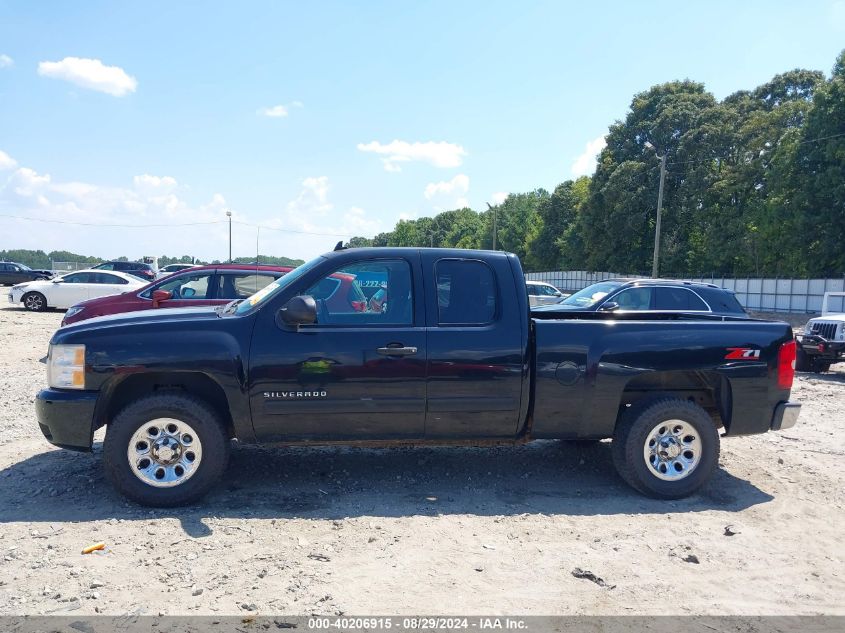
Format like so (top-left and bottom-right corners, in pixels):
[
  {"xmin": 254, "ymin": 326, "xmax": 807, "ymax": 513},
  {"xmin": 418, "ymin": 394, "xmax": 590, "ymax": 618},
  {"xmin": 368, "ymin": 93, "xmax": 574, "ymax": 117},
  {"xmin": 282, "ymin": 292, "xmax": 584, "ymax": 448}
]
[{"xmin": 376, "ymin": 344, "xmax": 418, "ymax": 357}]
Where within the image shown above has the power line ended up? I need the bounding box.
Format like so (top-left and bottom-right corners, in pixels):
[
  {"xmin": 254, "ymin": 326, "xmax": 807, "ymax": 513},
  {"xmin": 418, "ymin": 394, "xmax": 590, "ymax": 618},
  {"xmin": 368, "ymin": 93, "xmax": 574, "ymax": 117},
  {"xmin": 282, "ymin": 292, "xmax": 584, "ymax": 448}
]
[
  {"xmin": 0, "ymin": 213, "xmax": 355, "ymax": 238},
  {"xmin": 0, "ymin": 213, "xmax": 224, "ymax": 228}
]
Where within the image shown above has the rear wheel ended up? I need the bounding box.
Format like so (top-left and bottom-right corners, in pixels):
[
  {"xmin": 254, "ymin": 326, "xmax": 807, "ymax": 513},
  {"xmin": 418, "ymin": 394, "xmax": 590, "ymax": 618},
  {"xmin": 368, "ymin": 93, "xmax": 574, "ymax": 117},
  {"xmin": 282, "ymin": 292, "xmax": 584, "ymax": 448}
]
[
  {"xmin": 612, "ymin": 398, "xmax": 719, "ymax": 499},
  {"xmin": 22, "ymin": 291, "xmax": 47, "ymax": 312},
  {"xmin": 103, "ymin": 393, "xmax": 230, "ymax": 506},
  {"xmin": 812, "ymin": 360, "xmax": 831, "ymax": 373}
]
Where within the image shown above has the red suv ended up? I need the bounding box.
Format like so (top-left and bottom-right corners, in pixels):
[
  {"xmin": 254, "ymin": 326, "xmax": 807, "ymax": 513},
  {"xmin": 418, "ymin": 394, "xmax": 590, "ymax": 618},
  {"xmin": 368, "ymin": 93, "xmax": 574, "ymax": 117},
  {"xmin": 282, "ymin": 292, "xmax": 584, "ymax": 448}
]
[{"xmin": 61, "ymin": 264, "xmax": 292, "ymax": 326}]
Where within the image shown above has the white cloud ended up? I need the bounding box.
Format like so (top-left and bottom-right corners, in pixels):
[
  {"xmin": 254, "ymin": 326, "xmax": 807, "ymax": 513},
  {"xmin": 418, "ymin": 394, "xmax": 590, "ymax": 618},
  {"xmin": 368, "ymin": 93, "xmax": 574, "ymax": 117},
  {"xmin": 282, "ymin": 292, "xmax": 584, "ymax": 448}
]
[
  {"xmin": 0, "ymin": 161, "xmax": 377, "ymax": 262},
  {"xmin": 0, "ymin": 150, "xmax": 17, "ymax": 170},
  {"xmin": 259, "ymin": 105, "xmax": 288, "ymax": 117},
  {"xmin": 133, "ymin": 174, "xmax": 178, "ymax": 194},
  {"xmin": 37, "ymin": 57, "xmax": 137, "ymax": 96},
  {"xmin": 357, "ymin": 140, "xmax": 467, "ymax": 172},
  {"xmin": 424, "ymin": 173, "xmax": 469, "ymax": 199},
  {"xmin": 9, "ymin": 167, "xmax": 51, "ymax": 196},
  {"xmin": 0, "ymin": 54, "xmax": 13, "ymax": 68},
  {"xmin": 489, "ymin": 191, "xmax": 508, "ymax": 205},
  {"xmin": 571, "ymin": 135, "xmax": 607, "ymax": 177}
]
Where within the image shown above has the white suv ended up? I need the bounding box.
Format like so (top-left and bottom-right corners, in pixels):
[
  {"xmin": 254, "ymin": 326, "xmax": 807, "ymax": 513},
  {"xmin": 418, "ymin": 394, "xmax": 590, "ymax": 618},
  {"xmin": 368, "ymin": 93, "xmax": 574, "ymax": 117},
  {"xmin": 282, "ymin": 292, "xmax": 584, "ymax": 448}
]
[{"xmin": 797, "ymin": 292, "xmax": 845, "ymax": 373}]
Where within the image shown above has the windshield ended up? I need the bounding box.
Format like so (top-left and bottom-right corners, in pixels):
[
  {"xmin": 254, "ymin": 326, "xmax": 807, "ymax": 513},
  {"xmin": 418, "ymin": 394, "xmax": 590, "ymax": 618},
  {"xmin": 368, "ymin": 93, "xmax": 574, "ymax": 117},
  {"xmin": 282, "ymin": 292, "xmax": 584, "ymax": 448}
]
[
  {"xmin": 233, "ymin": 256, "xmax": 325, "ymax": 316},
  {"xmin": 19, "ymin": 263, "xmax": 32, "ymax": 271},
  {"xmin": 558, "ymin": 281, "xmax": 624, "ymax": 308}
]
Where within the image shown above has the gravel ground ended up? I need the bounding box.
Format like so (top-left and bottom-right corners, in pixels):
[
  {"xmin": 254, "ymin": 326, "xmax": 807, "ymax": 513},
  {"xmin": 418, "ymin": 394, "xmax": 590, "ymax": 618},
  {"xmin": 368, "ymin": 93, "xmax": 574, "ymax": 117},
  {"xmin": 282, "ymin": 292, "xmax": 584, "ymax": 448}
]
[{"xmin": 0, "ymin": 305, "xmax": 843, "ymax": 616}]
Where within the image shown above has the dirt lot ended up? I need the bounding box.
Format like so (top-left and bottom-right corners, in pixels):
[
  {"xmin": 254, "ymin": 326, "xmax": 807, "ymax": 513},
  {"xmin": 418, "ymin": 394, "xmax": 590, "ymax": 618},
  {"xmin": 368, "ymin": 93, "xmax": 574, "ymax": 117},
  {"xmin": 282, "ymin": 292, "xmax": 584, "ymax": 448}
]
[{"xmin": 0, "ymin": 305, "xmax": 843, "ymax": 616}]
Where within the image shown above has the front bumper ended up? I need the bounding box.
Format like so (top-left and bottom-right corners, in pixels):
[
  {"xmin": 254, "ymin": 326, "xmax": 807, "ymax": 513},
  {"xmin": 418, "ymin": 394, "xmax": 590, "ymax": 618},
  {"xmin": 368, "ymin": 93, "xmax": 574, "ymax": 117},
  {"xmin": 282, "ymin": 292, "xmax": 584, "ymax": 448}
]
[
  {"xmin": 770, "ymin": 401, "xmax": 801, "ymax": 431},
  {"xmin": 35, "ymin": 388, "xmax": 99, "ymax": 451},
  {"xmin": 798, "ymin": 335, "xmax": 845, "ymax": 360}
]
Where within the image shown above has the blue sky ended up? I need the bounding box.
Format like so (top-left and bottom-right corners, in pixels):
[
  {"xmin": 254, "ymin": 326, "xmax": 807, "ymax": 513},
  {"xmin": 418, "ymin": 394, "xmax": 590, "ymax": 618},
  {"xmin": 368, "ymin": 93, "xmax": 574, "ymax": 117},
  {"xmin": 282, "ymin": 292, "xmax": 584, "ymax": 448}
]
[{"xmin": 1, "ymin": 0, "xmax": 844, "ymax": 261}]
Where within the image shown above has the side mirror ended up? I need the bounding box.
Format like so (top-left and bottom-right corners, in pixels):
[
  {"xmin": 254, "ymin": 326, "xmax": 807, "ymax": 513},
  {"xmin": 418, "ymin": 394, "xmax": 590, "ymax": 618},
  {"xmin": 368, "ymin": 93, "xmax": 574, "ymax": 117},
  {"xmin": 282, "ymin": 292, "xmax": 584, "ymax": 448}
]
[
  {"xmin": 152, "ymin": 289, "xmax": 172, "ymax": 308},
  {"xmin": 277, "ymin": 295, "xmax": 317, "ymax": 329},
  {"xmin": 597, "ymin": 301, "xmax": 620, "ymax": 312}
]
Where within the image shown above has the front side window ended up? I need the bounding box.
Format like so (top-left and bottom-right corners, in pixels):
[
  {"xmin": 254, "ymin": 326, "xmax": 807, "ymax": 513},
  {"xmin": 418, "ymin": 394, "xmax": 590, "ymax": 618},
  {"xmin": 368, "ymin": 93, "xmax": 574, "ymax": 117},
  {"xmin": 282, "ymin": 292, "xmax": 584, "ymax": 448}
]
[
  {"xmin": 142, "ymin": 273, "xmax": 213, "ymax": 299},
  {"xmin": 612, "ymin": 287, "xmax": 653, "ymax": 310},
  {"xmin": 539, "ymin": 284, "xmax": 559, "ymax": 296},
  {"xmin": 436, "ymin": 259, "xmax": 497, "ymax": 325},
  {"xmin": 303, "ymin": 260, "xmax": 413, "ymax": 326},
  {"xmin": 62, "ymin": 272, "xmax": 94, "ymax": 284}
]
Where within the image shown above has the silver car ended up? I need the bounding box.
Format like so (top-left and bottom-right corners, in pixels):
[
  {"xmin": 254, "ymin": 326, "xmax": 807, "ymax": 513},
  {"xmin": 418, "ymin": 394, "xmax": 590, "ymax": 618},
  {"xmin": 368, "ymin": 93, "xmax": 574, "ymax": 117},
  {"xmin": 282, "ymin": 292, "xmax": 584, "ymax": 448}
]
[{"xmin": 526, "ymin": 280, "xmax": 567, "ymax": 306}]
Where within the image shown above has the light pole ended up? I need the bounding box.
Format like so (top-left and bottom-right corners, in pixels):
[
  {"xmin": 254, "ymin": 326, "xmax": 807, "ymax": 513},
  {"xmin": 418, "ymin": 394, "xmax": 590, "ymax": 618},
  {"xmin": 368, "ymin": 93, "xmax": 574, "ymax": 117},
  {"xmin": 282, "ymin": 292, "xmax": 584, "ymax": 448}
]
[
  {"xmin": 644, "ymin": 142, "xmax": 667, "ymax": 278},
  {"xmin": 226, "ymin": 210, "xmax": 232, "ymax": 263},
  {"xmin": 486, "ymin": 202, "xmax": 497, "ymax": 250}
]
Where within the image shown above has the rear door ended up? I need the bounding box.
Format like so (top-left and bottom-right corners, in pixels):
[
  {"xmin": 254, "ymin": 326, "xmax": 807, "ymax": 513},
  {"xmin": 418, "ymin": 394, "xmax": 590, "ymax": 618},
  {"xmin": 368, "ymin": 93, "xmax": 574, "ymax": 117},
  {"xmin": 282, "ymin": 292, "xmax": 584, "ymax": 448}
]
[
  {"xmin": 0, "ymin": 264, "xmax": 11, "ymax": 285},
  {"xmin": 422, "ymin": 254, "xmax": 525, "ymax": 438}
]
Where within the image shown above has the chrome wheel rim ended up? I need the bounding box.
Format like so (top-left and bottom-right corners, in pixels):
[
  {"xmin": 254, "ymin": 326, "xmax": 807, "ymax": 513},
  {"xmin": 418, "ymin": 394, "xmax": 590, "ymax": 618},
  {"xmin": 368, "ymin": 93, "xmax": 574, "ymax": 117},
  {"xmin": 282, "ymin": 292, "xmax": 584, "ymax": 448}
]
[
  {"xmin": 643, "ymin": 419, "xmax": 702, "ymax": 481},
  {"xmin": 24, "ymin": 294, "xmax": 43, "ymax": 310},
  {"xmin": 127, "ymin": 418, "xmax": 202, "ymax": 488}
]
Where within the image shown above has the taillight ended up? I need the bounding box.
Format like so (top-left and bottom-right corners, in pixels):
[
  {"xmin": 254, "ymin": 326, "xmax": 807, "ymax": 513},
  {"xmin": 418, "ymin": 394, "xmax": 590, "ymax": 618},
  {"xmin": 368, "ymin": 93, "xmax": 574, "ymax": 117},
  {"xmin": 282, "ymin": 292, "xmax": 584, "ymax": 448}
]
[{"xmin": 777, "ymin": 340, "xmax": 796, "ymax": 390}]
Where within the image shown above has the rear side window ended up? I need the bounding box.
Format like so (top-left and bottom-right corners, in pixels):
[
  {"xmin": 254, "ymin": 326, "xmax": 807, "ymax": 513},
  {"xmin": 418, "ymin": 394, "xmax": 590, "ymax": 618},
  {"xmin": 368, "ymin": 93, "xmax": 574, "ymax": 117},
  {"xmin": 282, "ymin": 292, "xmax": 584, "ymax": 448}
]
[
  {"xmin": 654, "ymin": 287, "xmax": 708, "ymax": 311},
  {"xmin": 697, "ymin": 288, "xmax": 746, "ymax": 314},
  {"xmin": 216, "ymin": 273, "xmax": 277, "ymax": 299},
  {"xmin": 92, "ymin": 273, "xmax": 129, "ymax": 284},
  {"xmin": 436, "ymin": 259, "xmax": 497, "ymax": 325}
]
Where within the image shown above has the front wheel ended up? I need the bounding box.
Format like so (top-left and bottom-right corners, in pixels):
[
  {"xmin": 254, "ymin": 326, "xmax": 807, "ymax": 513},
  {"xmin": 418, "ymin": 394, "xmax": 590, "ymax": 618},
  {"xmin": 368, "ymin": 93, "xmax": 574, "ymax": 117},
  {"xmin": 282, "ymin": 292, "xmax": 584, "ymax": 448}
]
[
  {"xmin": 612, "ymin": 398, "xmax": 719, "ymax": 499},
  {"xmin": 22, "ymin": 291, "xmax": 47, "ymax": 312},
  {"xmin": 103, "ymin": 393, "xmax": 230, "ymax": 506}
]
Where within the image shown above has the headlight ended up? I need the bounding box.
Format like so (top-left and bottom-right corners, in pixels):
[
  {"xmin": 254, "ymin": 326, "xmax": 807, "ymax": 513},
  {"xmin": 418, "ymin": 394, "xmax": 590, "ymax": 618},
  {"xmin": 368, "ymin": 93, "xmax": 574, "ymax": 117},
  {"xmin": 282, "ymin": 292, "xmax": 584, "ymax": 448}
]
[
  {"xmin": 47, "ymin": 344, "xmax": 86, "ymax": 390},
  {"xmin": 64, "ymin": 306, "xmax": 84, "ymax": 318}
]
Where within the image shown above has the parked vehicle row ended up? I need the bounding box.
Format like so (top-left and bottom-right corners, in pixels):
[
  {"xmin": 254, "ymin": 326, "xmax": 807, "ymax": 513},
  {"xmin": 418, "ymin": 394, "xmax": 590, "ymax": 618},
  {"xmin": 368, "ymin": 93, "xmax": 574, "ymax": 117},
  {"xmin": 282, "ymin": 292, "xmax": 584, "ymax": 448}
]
[
  {"xmin": 61, "ymin": 264, "xmax": 293, "ymax": 325},
  {"xmin": 36, "ymin": 247, "xmax": 799, "ymax": 506}
]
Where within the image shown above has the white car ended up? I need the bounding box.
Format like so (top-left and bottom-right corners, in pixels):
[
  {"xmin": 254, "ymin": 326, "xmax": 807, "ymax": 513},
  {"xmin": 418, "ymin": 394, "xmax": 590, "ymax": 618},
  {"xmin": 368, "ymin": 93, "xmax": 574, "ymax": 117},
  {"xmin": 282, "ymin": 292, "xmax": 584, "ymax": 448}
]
[
  {"xmin": 156, "ymin": 263, "xmax": 199, "ymax": 279},
  {"xmin": 8, "ymin": 269, "xmax": 147, "ymax": 312},
  {"xmin": 526, "ymin": 280, "xmax": 568, "ymax": 307}
]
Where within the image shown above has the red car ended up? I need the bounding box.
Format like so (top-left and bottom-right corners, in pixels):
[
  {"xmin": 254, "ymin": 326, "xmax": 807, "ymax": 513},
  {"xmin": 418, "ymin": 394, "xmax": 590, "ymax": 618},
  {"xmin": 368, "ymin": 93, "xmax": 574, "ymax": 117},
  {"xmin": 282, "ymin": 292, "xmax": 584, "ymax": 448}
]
[{"xmin": 61, "ymin": 264, "xmax": 293, "ymax": 326}]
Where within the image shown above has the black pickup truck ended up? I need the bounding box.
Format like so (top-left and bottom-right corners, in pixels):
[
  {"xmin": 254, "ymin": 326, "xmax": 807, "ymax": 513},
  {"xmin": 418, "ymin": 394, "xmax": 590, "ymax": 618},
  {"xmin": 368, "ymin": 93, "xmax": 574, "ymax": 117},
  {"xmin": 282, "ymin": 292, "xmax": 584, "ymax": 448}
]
[{"xmin": 36, "ymin": 248, "xmax": 801, "ymax": 506}]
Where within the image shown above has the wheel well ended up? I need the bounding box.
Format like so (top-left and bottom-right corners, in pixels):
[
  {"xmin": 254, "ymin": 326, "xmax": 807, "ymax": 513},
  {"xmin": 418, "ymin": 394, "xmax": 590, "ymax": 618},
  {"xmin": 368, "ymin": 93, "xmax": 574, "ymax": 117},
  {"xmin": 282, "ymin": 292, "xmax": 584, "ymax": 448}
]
[
  {"xmin": 619, "ymin": 370, "xmax": 731, "ymax": 432},
  {"xmin": 95, "ymin": 372, "xmax": 235, "ymax": 439}
]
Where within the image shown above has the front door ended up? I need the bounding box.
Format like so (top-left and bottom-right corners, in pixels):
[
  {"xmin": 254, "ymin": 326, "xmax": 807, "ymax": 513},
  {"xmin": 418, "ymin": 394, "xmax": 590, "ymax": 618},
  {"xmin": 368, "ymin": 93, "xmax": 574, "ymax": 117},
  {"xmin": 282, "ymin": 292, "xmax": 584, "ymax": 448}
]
[{"xmin": 249, "ymin": 255, "xmax": 427, "ymax": 442}]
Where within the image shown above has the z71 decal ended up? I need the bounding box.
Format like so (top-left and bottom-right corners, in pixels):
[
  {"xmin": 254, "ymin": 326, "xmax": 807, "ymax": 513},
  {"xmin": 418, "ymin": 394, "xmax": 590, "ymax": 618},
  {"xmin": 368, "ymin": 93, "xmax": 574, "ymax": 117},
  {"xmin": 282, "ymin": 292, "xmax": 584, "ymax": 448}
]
[{"xmin": 725, "ymin": 347, "xmax": 761, "ymax": 360}]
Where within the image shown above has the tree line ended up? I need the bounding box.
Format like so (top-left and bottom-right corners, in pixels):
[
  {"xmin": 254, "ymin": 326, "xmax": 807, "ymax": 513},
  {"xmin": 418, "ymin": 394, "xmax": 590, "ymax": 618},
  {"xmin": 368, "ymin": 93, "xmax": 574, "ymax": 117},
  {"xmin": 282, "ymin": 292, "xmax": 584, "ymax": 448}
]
[
  {"xmin": 347, "ymin": 50, "xmax": 845, "ymax": 276},
  {"xmin": 0, "ymin": 250, "xmax": 304, "ymax": 269}
]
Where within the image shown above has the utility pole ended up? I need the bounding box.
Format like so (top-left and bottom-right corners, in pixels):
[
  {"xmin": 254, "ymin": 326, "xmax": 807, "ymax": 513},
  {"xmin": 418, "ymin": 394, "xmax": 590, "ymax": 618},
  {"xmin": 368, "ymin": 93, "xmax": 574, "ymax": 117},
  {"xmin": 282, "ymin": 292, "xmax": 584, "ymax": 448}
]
[
  {"xmin": 226, "ymin": 210, "xmax": 232, "ymax": 263},
  {"xmin": 652, "ymin": 153, "xmax": 667, "ymax": 278},
  {"xmin": 644, "ymin": 142, "xmax": 667, "ymax": 278}
]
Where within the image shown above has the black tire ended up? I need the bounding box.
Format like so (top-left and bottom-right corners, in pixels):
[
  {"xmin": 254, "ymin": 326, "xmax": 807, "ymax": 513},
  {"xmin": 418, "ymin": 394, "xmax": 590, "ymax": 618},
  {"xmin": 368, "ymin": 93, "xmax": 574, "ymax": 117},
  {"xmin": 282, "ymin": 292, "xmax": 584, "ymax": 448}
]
[
  {"xmin": 103, "ymin": 393, "xmax": 230, "ymax": 507},
  {"xmin": 812, "ymin": 360, "xmax": 831, "ymax": 374},
  {"xmin": 796, "ymin": 346, "xmax": 811, "ymax": 372},
  {"xmin": 22, "ymin": 291, "xmax": 47, "ymax": 312},
  {"xmin": 612, "ymin": 398, "xmax": 719, "ymax": 499}
]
